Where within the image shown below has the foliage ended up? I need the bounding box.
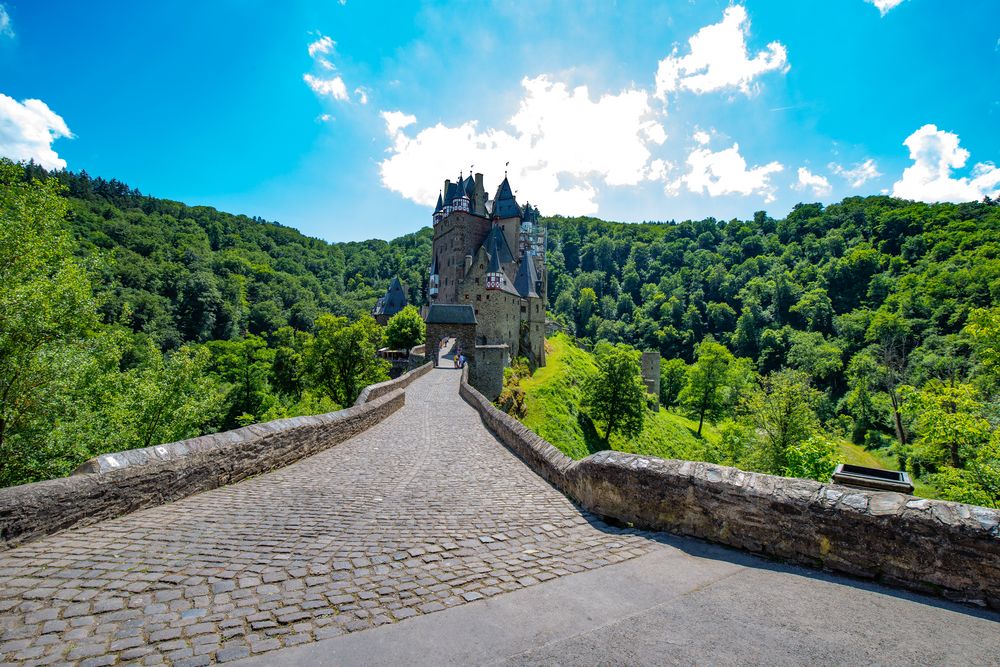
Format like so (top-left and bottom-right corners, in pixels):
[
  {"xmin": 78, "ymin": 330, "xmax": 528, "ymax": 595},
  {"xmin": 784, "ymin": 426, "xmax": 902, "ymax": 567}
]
[
  {"xmin": 0, "ymin": 162, "xmax": 98, "ymax": 483},
  {"xmin": 582, "ymin": 343, "xmax": 647, "ymax": 443},
  {"xmin": 743, "ymin": 369, "xmax": 823, "ymax": 474},
  {"xmin": 901, "ymin": 380, "xmax": 990, "ymax": 469},
  {"xmin": 516, "ymin": 333, "xmax": 720, "ymax": 461},
  {"xmin": 784, "ymin": 436, "xmax": 841, "ymax": 482},
  {"xmin": 659, "ymin": 358, "xmax": 687, "ymax": 408},
  {"xmin": 679, "ymin": 340, "xmax": 751, "ymax": 436},
  {"xmin": 306, "ymin": 314, "xmax": 389, "ymax": 406},
  {"xmin": 384, "ymin": 305, "xmax": 426, "ymax": 351}
]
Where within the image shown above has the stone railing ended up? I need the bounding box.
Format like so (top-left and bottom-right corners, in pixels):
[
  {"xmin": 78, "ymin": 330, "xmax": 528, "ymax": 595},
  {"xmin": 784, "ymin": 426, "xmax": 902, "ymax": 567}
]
[
  {"xmin": 0, "ymin": 389, "xmax": 405, "ymax": 551},
  {"xmin": 354, "ymin": 361, "xmax": 433, "ymax": 406},
  {"xmin": 459, "ymin": 367, "xmax": 1000, "ymax": 609}
]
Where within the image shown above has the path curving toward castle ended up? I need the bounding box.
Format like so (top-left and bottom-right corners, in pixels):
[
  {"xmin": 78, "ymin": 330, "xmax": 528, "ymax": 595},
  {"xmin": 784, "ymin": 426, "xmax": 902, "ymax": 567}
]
[
  {"xmin": 1, "ymin": 368, "xmax": 998, "ymax": 666},
  {"xmin": 0, "ymin": 369, "xmax": 650, "ymax": 665}
]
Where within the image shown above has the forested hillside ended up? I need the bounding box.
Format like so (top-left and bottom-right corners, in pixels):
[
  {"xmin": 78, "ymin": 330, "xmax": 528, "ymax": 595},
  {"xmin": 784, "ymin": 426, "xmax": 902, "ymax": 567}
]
[
  {"xmin": 1, "ymin": 161, "xmax": 429, "ymax": 487},
  {"xmin": 17, "ymin": 162, "xmax": 431, "ymax": 348},
  {"xmin": 540, "ymin": 198, "xmax": 1000, "ymax": 506},
  {"xmin": 6, "ymin": 158, "xmax": 1000, "ymax": 506}
]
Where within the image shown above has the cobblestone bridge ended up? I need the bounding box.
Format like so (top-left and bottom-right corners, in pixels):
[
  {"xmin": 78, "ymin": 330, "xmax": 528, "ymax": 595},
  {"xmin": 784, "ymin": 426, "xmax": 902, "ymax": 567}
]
[{"xmin": 1, "ymin": 369, "xmax": 998, "ymax": 666}]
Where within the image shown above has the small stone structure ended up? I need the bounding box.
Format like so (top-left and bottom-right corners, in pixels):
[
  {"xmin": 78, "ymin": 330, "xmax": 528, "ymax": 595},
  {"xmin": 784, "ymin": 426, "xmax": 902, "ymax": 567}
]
[
  {"xmin": 472, "ymin": 344, "xmax": 509, "ymax": 401},
  {"xmin": 0, "ymin": 364, "xmax": 433, "ymax": 551},
  {"xmin": 459, "ymin": 367, "xmax": 1000, "ymax": 609},
  {"xmin": 641, "ymin": 350, "xmax": 661, "ymax": 409}
]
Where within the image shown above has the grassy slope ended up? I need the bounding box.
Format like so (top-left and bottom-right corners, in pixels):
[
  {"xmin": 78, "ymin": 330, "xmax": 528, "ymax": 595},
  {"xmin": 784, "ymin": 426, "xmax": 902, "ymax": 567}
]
[
  {"xmin": 518, "ymin": 333, "xmax": 939, "ymax": 499},
  {"xmin": 519, "ymin": 333, "xmax": 719, "ymax": 461}
]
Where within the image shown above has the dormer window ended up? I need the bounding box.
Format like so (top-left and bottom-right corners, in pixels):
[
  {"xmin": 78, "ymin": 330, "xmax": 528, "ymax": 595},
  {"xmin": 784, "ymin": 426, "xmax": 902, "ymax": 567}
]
[{"xmin": 486, "ymin": 271, "xmax": 504, "ymax": 290}]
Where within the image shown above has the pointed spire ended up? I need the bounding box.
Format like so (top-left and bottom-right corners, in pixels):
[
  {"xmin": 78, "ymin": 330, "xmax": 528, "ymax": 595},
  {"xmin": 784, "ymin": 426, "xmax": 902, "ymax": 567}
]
[
  {"xmin": 493, "ymin": 176, "xmax": 521, "ymax": 219},
  {"xmin": 514, "ymin": 250, "xmax": 540, "ymax": 298},
  {"xmin": 434, "ymin": 191, "xmax": 443, "ymax": 214}
]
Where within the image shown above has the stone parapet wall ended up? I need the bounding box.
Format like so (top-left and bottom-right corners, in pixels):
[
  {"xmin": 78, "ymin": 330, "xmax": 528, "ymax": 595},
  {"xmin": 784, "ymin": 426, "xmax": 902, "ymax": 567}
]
[
  {"xmin": 354, "ymin": 361, "xmax": 433, "ymax": 406},
  {"xmin": 0, "ymin": 390, "xmax": 405, "ymax": 551},
  {"xmin": 459, "ymin": 368, "xmax": 1000, "ymax": 609}
]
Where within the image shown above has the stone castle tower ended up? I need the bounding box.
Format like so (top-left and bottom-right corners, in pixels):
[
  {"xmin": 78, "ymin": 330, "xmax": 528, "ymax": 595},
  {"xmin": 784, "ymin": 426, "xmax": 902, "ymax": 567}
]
[{"xmin": 426, "ymin": 171, "xmax": 547, "ymax": 370}]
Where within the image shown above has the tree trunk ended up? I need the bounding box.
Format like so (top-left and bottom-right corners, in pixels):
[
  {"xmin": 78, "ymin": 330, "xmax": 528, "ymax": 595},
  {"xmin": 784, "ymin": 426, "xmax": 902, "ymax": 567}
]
[{"xmin": 697, "ymin": 408, "xmax": 705, "ymax": 437}]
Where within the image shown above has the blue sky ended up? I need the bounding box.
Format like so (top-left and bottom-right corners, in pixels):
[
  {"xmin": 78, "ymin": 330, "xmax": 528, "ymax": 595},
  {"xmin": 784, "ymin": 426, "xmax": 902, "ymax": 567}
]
[{"xmin": 0, "ymin": 1, "xmax": 997, "ymax": 242}]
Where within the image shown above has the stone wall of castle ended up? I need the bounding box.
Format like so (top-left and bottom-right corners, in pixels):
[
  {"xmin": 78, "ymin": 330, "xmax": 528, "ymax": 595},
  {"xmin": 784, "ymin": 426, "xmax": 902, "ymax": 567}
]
[
  {"xmin": 459, "ymin": 368, "xmax": 1000, "ymax": 609},
  {"xmin": 471, "ymin": 345, "xmax": 509, "ymax": 401}
]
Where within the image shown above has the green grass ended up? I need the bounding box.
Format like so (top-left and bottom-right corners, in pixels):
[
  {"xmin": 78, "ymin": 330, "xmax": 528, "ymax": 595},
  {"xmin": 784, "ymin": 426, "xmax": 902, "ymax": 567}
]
[
  {"xmin": 518, "ymin": 333, "xmax": 719, "ymax": 461},
  {"xmin": 517, "ymin": 333, "xmax": 940, "ymax": 500}
]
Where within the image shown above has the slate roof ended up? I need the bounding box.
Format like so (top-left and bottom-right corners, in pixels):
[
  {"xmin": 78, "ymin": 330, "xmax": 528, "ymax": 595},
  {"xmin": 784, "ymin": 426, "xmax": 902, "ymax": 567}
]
[
  {"xmin": 514, "ymin": 251, "xmax": 541, "ymax": 298},
  {"xmin": 429, "ymin": 253, "xmax": 438, "ymax": 276},
  {"xmin": 482, "ymin": 224, "xmax": 514, "ymax": 265},
  {"xmin": 493, "ymin": 176, "xmax": 521, "ymax": 220},
  {"xmin": 372, "ymin": 276, "xmax": 408, "ymax": 316},
  {"xmin": 426, "ymin": 303, "xmax": 477, "ymax": 325},
  {"xmin": 433, "ymin": 192, "xmax": 443, "ymax": 214}
]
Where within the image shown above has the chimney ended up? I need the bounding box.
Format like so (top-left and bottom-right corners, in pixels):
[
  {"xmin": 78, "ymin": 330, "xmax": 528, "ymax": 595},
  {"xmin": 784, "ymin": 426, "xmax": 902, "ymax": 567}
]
[
  {"xmin": 473, "ymin": 173, "xmax": 485, "ymax": 214},
  {"xmin": 465, "ymin": 254, "xmax": 473, "ymax": 274},
  {"xmin": 443, "ymin": 179, "xmax": 451, "ymax": 202}
]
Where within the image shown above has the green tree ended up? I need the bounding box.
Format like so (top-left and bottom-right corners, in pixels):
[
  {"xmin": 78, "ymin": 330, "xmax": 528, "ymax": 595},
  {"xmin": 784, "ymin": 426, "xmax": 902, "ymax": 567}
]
[
  {"xmin": 783, "ymin": 436, "xmax": 841, "ymax": 482},
  {"xmin": 207, "ymin": 335, "xmax": 277, "ymax": 427},
  {"xmin": 307, "ymin": 314, "xmax": 389, "ymax": 405},
  {"xmin": 659, "ymin": 358, "xmax": 687, "ymax": 408},
  {"xmin": 0, "ymin": 161, "xmax": 98, "ymax": 482},
  {"xmin": 966, "ymin": 307, "xmax": 1000, "ymax": 388},
  {"xmin": 680, "ymin": 340, "xmax": 751, "ymax": 436},
  {"xmin": 901, "ymin": 380, "xmax": 990, "ymax": 469},
  {"xmin": 744, "ymin": 369, "xmax": 823, "ymax": 474},
  {"xmin": 843, "ymin": 350, "xmax": 887, "ymax": 443},
  {"xmin": 582, "ymin": 344, "xmax": 646, "ymax": 443},
  {"xmin": 114, "ymin": 343, "xmax": 228, "ymax": 450},
  {"xmin": 384, "ymin": 305, "xmax": 426, "ymax": 351}
]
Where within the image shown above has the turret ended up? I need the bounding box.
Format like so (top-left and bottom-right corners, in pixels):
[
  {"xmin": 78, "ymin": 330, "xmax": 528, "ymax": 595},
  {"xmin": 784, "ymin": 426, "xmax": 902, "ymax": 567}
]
[
  {"xmin": 451, "ymin": 172, "xmax": 470, "ymax": 212},
  {"xmin": 433, "ymin": 192, "xmax": 444, "ymax": 224}
]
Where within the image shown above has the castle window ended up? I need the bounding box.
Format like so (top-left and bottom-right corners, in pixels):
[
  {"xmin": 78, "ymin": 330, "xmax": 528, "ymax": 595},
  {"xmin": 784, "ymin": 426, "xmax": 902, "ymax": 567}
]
[
  {"xmin": 476, "ymin": 295, "xmax": 481, "ymax": 301},
  {"xmin": 521, "ymin": 305, "xmax": 526, "ymax": 313}
]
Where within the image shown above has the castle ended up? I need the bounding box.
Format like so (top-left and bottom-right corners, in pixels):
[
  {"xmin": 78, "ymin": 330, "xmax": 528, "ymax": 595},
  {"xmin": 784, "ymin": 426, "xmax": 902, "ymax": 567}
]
[{"xmin": 423, "ymin": 171, "xmax": 547, "ymax": 394}]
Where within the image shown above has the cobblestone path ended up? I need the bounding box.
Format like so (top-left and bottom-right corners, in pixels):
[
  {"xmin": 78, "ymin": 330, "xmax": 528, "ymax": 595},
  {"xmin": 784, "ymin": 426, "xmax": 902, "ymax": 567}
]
[{"xmin": 0, "ymin": 369, "xmax": 652, "ymax": 666}]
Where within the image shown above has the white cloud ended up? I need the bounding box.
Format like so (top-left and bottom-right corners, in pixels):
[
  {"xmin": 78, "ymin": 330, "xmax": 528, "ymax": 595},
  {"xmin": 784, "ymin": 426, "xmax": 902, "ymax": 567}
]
[
  {"xmin": 0, "ymin": 94, "xmax": 72, "ymax": 170},
  {"xmin": 354, "ymin": 87, "xmax": 368, "ymax": 105},
  {"xmin": 670, "ymin": 142, "xmax": 783, "ymax": 202},
  {"xmin": 380, "ymin": 110, "xmax": 416, "ymax": 136},
  {"xmin": 892, "ymin": 124, "xmax": 1000, "ymax": 202},
  {"xmin": 692, "ymin": 130, "xmax": 711, "ymax": 145},
  {"xmin": 303, "ymin": 74, "xmax": 349, "ymax": 101},
  {"xmin": 0, "ymin": 4, "xmax": 12, "ymax": 38},
  {"xmin": 378, "ymin": 75, "xmax": 667, "ymax": 215},
  {"xmin": 794, "ymin": 167, "xmax": 832, "ymax": 197},
  {"xmin": 865, "ymin": 0, "xmax": 907, "ymax": 16},
  {"xmin": 654, "ymin": 5, "xmax": 788, "ymax": 101},
  {"xmin": 830, "ymin": 159, "xmax": 881, "ymax": 188},
  {"xmin": 317, "ymin": 113, "xmax": 332, "ymax": 123},
  {"xmin": 307, "ymin": 35, "xmax": 334, "ymax": 58}
]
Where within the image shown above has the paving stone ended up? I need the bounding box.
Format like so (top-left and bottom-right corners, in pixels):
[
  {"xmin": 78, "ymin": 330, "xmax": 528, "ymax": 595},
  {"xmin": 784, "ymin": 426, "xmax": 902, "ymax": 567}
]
[
  {"xmin": 0, "ymin": 370, "xmax": 651, "ymax": 665},
  {"xmin": 216, "ymin": 645, "xmax": 251, "ymax": 662}
]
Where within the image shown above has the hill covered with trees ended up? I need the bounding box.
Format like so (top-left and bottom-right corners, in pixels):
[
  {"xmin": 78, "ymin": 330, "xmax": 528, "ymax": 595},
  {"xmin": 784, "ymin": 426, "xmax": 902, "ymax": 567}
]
[
  {"xmin": 538, "ymin": 197, "xmax": 1000, "ymax": 506},
  {"xmin": 5, "ymin": 158, "xmax": 1000, "ymax": 507},
  {"xmin": 1, "ymin": 161, "xmax": 429, "ymax": 487}
]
